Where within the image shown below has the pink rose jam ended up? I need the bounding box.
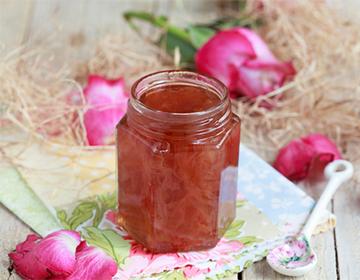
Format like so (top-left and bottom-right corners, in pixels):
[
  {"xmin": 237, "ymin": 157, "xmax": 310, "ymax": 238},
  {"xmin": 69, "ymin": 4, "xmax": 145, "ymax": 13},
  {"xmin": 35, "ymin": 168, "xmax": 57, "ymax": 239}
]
[{"xmin": 116, "ymin": 71, "xmax": 240, "ymax": 253}]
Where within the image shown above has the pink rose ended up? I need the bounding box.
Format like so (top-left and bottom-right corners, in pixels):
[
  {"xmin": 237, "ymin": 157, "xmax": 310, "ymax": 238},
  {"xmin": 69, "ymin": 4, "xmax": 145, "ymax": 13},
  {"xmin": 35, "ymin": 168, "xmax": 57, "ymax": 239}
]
[
  {"xmin": 9, "ymin": 230, "xmax": 117, "ymax": 280},
  {"xmin": 273, "ymin": 133, "xmax": 341, "ymax": 181},
  {"xmin": 83, "ymin": 75, "xmax": 129, "ymax": 146},
  {"xmin": 195, "ymin": 27, "xmax": 295, "ymax": 104}
]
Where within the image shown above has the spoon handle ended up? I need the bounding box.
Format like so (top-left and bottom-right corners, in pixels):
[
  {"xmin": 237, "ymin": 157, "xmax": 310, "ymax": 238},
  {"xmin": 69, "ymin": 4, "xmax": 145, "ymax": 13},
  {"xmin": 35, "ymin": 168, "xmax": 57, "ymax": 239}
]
[{"xmin": 301, "ymin": 160, "xmax": 353, "ymax": 240}]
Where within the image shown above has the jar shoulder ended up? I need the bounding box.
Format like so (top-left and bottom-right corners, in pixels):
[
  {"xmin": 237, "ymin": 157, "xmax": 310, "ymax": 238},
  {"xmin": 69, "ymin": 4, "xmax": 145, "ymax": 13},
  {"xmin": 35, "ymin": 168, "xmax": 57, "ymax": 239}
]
[{"xmin": 117, "ymin": 114, "xmax": 240, "ymax": 154}]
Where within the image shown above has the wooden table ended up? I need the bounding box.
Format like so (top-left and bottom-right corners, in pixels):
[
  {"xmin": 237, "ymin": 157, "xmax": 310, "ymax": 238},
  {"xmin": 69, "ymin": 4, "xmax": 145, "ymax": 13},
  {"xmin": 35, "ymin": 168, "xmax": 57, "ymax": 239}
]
[
  {"xmin": 1, "ymin": 178, "xmax": 359, "ymax": 279},
  {"xmin": 1, "ymin": 0, "xmax": 359, "ymax": 279}
]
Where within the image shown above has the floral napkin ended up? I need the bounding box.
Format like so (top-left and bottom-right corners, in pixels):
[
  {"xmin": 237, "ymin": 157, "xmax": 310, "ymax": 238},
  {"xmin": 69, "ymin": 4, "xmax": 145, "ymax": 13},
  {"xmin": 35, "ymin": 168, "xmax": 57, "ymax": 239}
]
[{"xmin": 0, "ymin": 141, "xmax": 335, "ymax": 279}]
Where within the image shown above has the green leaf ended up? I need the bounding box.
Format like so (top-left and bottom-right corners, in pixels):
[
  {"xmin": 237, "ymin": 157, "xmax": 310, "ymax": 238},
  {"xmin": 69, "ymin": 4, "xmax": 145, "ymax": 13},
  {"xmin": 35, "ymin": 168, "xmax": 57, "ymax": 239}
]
[
  {"xmin": 238, "ymin": 235, "xmax": 263, "ymax": 246},
  {"xmin": 68, "ymin": 201, "xmax": 97, "ymax": 230},
  {"xmin": 224, "ymin": 219, "xmax": 245, "ymax": 239},
  {"xmin": 123, "ymin": 11, "xmax": 168, "ymax": 33},
  {"xmin": 236, "ymin": 200, "xmax": 246, "ymax": 208},
  {"xmin": 56, "ymin": 209, "xmax": 70, "ymax": 229},
  {"xmin": 123, "ymin": 11, "xmax": 191, "ymax": 43},
  {"xmin": 188, "ymin": 26, "xmax": 215, "ymax": 48},
  {"xmin": 98, "ymin": 193, "xmax": 117, "ymax": 210},
  {"xmin": 124, "ymin": 10, "xmax": 196, "ymax": 65},
  {"xmin": 230, "ymin": 220, "xmax": 246, "ymax": 230},
  {"xmin": 85, "ymin": 227, "xmax": 131, "ymax": 265},
  {"xmin": 159, "ymin": 270, "xmax": 187, "ymax": 280},
  {"xmin": 214, "ymin": 265, "xmax": 240, "ymax": 279},
  {"xmin": 92, "ymin": 193, "xmax": 117, "ymax": 227},
  {"xmin": 159, "ymin": 32, "xmax": 196, "ymax": 65},
  {"xmin": 244, "ymin": 259, "xmax": 253, "ymax": 269},
  {"xmin": 92, "ymin": 205, "xmax": 103, "ymax": 228}
]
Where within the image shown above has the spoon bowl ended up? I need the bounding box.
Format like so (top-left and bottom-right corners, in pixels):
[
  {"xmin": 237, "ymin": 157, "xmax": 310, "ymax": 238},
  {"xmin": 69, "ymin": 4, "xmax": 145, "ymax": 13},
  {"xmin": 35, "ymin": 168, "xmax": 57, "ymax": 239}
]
[
  {"xmin": 266, "ymin": 160, "xmax": 353, "ymax": 277},
  {"xmin": 267, "ymin": 235, "xmax": 317, "ymax": 277}
]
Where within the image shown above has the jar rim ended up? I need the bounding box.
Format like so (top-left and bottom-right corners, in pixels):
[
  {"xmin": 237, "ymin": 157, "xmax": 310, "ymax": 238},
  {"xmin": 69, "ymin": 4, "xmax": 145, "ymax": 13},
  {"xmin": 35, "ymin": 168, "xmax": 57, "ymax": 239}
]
[{"xmin": 130, "ymin": 70, "xmax": 229, "ymax": 121}]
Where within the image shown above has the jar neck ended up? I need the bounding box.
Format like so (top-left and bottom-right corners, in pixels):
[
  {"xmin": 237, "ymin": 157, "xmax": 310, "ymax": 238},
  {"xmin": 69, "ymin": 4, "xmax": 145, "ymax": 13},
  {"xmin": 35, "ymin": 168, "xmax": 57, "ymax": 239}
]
[
  {"xmin": 127, "ymin": 99, "xmax": 232, "ymax": 139},
  {"xmin": 127, "ymin": 70, "xmax": 231, "ymax": 139}
]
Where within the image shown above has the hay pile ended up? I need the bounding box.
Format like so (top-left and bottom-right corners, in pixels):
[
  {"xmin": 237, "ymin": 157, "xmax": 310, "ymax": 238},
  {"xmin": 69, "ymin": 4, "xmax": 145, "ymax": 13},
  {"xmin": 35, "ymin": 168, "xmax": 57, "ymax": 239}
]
[
  {"xmin": 0, "ymin": 0, "xmax": 359, "ymax": 168},
  {"xmin": 236, "ymin": 1, "xmax": 360, "ymax": 164},
  {"xmin": 0, "ymin": 35, "xmax": 170, "ymax": 146}
]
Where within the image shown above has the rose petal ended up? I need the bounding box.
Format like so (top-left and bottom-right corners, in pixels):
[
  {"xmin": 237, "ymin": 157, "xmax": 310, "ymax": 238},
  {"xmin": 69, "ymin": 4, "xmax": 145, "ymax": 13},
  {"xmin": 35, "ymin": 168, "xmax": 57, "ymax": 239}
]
[
  {"xmin": 235, "ymin": 27, "xmax": 277, "ymax": 62},
  {"xmin": 273, "ymin": 139, "xmax": 314, "ymax": 181},
  {"xmin": 9, "ymin": 230, "xmax": 81, "ymax": 280},
  {"xmin": 305, "ymin": 134, "xmax": 341, "ymax": 182},
  {"xmin": 84, "ymin": 75, "xmax": 129, "ymax": 146},
  {"xmin": 274, "ymin": 134, "xmax": 342, "ymax": 181},
  {"xmin": 195, "ymin": 27, "xmax": 295, "ymax": 103},
  {"xmin": 67, "ymin": 241, "xmax": 118, "ymax": 280},
  {"xmin": 235, "ymin": 66, "xmax": 285, "ymax": 99},
  {"xmin": 302, "ymin": 133, "xmax": 341, "ymax": 159},
  {"xmin": 35, "ymin": 230, "xmax": 81, "ymax": 276},
  {"xmin": 243, "ymin": 59, "xmax": 296, "ymax": 75},
  {"xmin": 195, "ymin": 29, "xmax": 255, "ymax": 88},
  {"xmin": 9, "ymin": 234, "xmax": 50, "ymax": 280}
]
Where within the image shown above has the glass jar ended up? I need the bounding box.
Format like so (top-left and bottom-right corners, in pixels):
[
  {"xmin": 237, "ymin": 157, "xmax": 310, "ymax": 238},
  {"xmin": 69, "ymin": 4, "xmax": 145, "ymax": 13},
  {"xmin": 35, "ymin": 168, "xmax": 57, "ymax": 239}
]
[{"xmin": 117, "ymin": 70, "xmax": 240, "ymax": 253}]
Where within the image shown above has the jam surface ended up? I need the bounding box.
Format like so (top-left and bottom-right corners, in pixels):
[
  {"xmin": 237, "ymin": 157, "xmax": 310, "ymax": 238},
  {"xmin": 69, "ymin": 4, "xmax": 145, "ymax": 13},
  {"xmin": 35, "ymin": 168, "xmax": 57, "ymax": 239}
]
[
  {"xmin": 139, "ymin": 84, "xmax": 221, "ymax": 113},
  {"xmin": 117, "ymin": 82, "xmax": 240, "ymax": 253}
]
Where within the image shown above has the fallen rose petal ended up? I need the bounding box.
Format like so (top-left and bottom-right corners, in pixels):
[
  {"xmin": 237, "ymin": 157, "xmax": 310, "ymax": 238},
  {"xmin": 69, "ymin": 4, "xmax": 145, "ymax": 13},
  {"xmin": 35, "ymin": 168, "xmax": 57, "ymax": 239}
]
[
  {"xmin": 273, "ymin": 139, "xmax": 315, "ymax": 181},
  {"xmin": 35, "ymin": 230, "xmax": 81, "ymax": 276},
  {"xmin": 67, "ymin": 241, "xmax": 118, "ymax": 280},
  {"xmin": 302, "ymin": 133, "xmax": 341, "ymax": 158},
  {"xmin": 9, "ymin": 234, "xmax": 49, "ymax": 280},
  {"xmin": 305, "ymin": 134, "xmax": 341, "ymax": 182},
  {"xmin": 274, "ymin": 134, "xmax": 341, "ymax": 181},
  {"xmin": 196, "ymin": 27, "xmax": 295, "ymax": 105},
  {"xmin": 84, "ymin": 75, "xmax": 129, "ymax": 146},
  {"xmin": 9, "ymin": 230, "xmax": 81, "ymax": 280}
]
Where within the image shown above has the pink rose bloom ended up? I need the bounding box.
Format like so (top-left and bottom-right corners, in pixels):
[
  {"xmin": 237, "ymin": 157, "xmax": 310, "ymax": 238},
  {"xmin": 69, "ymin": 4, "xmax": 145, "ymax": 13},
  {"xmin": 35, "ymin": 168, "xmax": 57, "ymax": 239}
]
[
  {"xmin": 273, "ymin": 133, "xmax": 341, "ymax": 181},
  {"xmin": 196, "ymin": 27, "xmax": 295, "ymax": 103},
  {"xmin": 9, "ymin": 230, "xmax": 117, "ymax": 280},
  {"xmin": 83, "ymin": 75, "xmax": 129, "ymax": 146}
]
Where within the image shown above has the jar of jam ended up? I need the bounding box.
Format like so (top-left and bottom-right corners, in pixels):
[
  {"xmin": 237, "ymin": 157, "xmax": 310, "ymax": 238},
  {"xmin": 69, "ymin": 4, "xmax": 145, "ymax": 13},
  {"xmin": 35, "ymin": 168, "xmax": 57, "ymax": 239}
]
[{"xmin": 117, "ymin": 70, "xmax": 240, "ymax": 253}]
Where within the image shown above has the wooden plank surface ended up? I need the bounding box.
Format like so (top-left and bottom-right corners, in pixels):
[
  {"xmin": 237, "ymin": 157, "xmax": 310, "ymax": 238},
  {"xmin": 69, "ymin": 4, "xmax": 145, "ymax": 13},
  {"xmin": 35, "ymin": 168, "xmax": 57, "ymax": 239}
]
[
  {"xmin": 0, "ymin": 205, "xmax": 31, "ymax": 280},
  {"xmin": 0, "ymin": 0, "xmax": 34, "ymax": 51},
  {"xmin": 242, "ymin": 230, "xmax": 337, "ymax": 280},
  {"xmin": 333, "ymin": 180, "xmax": 360, "ymax": 279}
]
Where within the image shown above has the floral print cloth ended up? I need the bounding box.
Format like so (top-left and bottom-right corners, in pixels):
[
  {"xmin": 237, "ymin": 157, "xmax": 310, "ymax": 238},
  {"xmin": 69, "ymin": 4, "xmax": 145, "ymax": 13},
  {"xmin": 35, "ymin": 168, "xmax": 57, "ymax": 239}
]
[
  {"xmin": 55, "ymin": 195, "xmax": 279, "ymax": 279},
  {"xmin": 0, "ymin": 142, "xmax": 335, "ymax": 279}
]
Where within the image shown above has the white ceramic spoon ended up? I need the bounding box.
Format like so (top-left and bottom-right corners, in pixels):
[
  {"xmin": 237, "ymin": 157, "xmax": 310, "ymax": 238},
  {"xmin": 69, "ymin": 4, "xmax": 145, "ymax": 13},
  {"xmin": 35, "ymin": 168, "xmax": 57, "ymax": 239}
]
[{"xmin": 266, "ymin": 159, "xmax": 354, "ymax": 277}]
